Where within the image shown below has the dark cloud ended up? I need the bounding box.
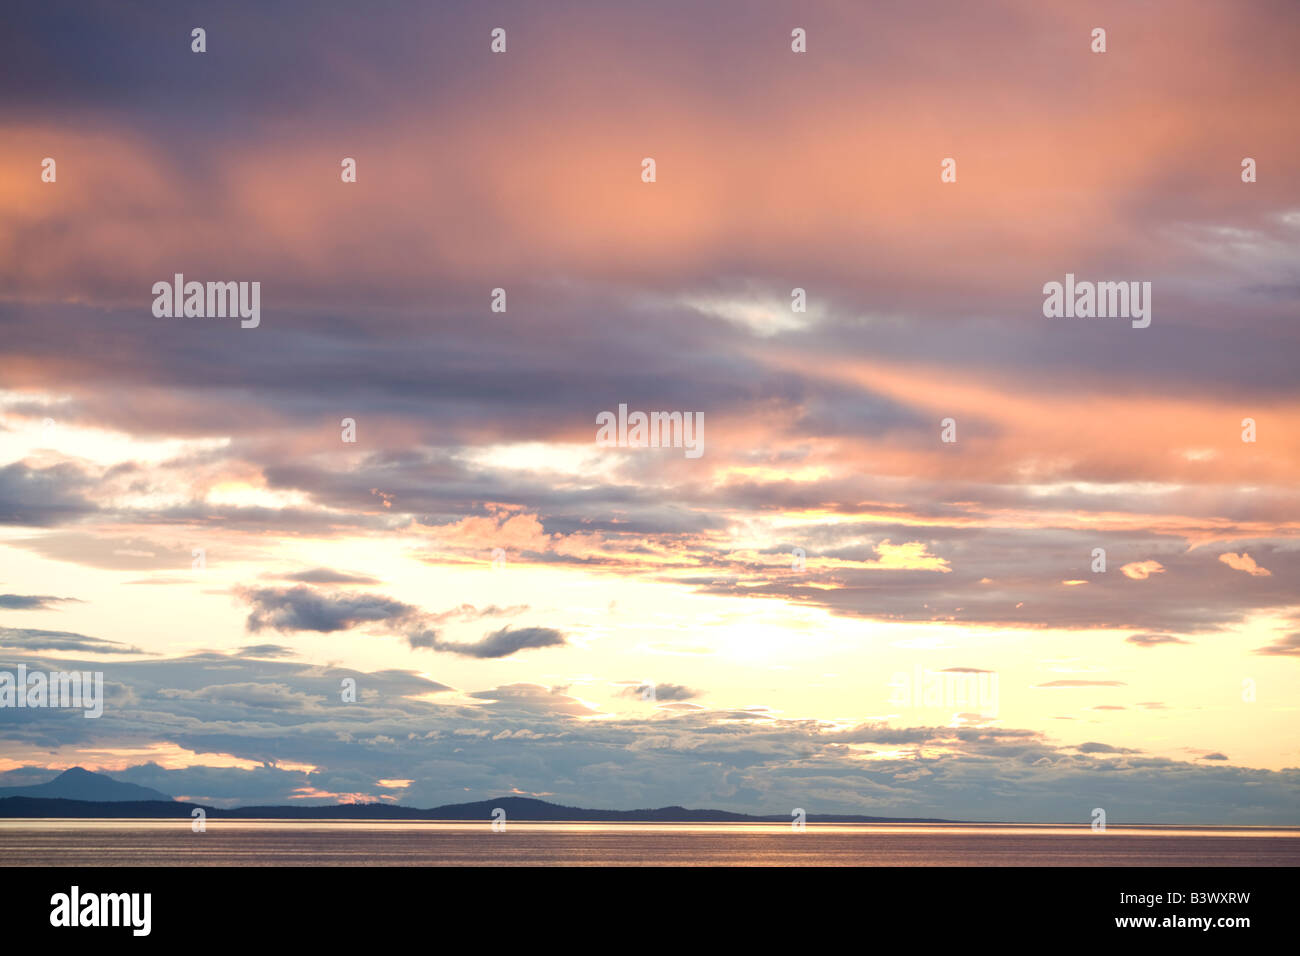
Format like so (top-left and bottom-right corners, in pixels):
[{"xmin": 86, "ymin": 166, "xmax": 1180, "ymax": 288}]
[
  {"xmin": 238, "ymin": 587, "xmax": 563, "ymax": 659},
  {"xmin": 423, "ymin": 626, "xmax": 567, "ymax": 659},
  {"xmin": 241, "ymin": 586, "xmax": 417, "ymax": 634}
]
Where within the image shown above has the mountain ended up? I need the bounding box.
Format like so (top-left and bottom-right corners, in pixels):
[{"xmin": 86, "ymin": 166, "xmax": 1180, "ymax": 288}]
[
  {"xmin": 0, "ymin": 798, "xmax": 192, "ymax": 818},
  {"xmin": 0, "ymin": 789, "xmax": 953, "ymax": 822},
  {"xmin": 0, "ymin": 767, "xmax": 173, "ymax": 803}
]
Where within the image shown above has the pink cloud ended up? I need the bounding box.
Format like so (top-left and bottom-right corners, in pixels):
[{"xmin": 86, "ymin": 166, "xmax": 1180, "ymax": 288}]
[{"xmin": 1218, "ymin": 552, "xmax": 1272, "ymax": 577}]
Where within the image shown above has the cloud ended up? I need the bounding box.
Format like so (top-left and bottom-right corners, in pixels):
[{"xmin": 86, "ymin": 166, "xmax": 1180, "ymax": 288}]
[
  {"xmin": 1, "ymin": 0, "xmax": 1298, "ymax": 827},
  {"xmin": 0, "ymin": 594, "xmax": 78, "ymax": 610},
  {"xmin": 160, "ymin": 682, "xmax": 320, "ymax": 712},
  {"xmin": 237, "ymin": 587, "xmax": 564, "ymax": 660},
  {"xmin": 1077, "ymin": 742, "xmax": 1141, "ymax": 754},
  {"xmin": 237, "ymin": 644, "xmax": 297, "ymax": 659},
  {"xmin": 618, "ymin": 682, "xmax": 700, "ymax": 701},
  {"xmin": 1120, "ymin": 561, "xmax": 1166, "ymax": 581},
  {"xmin": 1218, "ymin": 552, "xmax": 1272, "ymax": 577},
  {"xmin": 240, "ymin": 586, "xmax": 418, "ymax": 634},
  {"xmin": 9, "ymin": 533, "xmax": 204, "ymax": 571},
  {"xmin": 1126, "ymin": 633, "xmax": 1191, "ymax": 647},
  {"xmin": 428, "ymin": 604, "xmax": 529, "ymax": 624},
  {"xmin": 0, "ymin": 627, "xmax": 143, "ymax": 655},
  {"xmin": 420, "ymin": 626, "xmax": 567, "ymax": 659},
  {"xmin": 0, "ymin": 462, "xmax": 97, "ymax": 526},
  {"xmin": 281, "ymin": 568, "xmax": 382, "ymax": 585},
  {"xmin": 1254, "ymin": 632, "xmax": 1300, "ymax": 657},
  {"xmin": 467, "ymin": 682, "xmax": 597, "ymax": 716},
  {"xmin": 0, "ymin": 648, "xmax": 1295, "ymax": 822}
]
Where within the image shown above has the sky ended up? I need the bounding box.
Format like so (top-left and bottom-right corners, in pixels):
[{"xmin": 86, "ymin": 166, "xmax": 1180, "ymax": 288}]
[{"xmin": 1, "ymin": 0, "xmax": 1298, "ymax": 824}]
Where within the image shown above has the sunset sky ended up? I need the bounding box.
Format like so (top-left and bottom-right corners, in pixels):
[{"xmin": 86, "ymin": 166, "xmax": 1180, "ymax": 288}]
[{"xmin": 1, "ymin": 0, "xmax": 1298, "ymax": 823}]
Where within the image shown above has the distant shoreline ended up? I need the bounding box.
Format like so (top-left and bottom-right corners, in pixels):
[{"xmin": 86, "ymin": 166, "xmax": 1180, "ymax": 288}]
[
  {"xmin": 0, "ymin": 794, "xmax": 957, "ymax": 824},
  {"xmin": 3, "ymin": 817, "xmax": 1296, "ymax": 832},
  {"xmin": 4, "ymin": 797, "xmax": 1298, "ymax": 829}
]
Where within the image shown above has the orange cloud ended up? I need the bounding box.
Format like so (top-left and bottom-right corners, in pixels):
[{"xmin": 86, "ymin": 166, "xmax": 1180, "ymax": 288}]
[
  {"xmin": 1121, "ymin": 560, "xmax": 1166, "ymax": 581},
  {"xmin": 1218, "ymin": 552, "xmax": 1272, "ymax": 577}
]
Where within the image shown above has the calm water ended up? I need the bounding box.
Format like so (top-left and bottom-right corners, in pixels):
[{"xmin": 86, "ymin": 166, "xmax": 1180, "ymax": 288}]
[{"xmin": 2, "ymin": 820, "xmax": 1297, "ymax": 866}]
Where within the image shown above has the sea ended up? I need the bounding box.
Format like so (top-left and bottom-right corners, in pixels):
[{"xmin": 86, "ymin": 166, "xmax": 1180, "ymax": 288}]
[{"xmin": 2, "ymin": 819, "xmax": 1297, "ymax": 866}]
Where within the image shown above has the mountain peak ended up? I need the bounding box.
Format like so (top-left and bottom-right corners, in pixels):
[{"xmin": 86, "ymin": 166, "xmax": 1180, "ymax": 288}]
[{"xmin": 0, "ymin": 767, "xmax": 173, "ymax": 803}]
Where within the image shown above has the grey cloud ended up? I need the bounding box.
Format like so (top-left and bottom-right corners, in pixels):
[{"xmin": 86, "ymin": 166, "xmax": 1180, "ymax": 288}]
[
  {"xmin": 241, "ymin": 586, "xmax": 418, "ymax": 634},
  {"xmin": 1127, "ymin": 633, "xmax": 1192, "ymax": 647},
  {"xmin": 281, "ymin": 568, "xmax": 382, "ymax": 585},
  {"xmin": 1077, "ymin": 742, "xmax": 1140, "ymax": 754},
  {"xmin": 0, "ymin": 627, "xmax": 143, "ymax": 655},
  {"xmin": 0, "ymin": 594, "xmax": 78, "ymax": 610},
  {"xmin": 0, "ymin": 462, "xmax": 97, "ymax": 526},
  {"xmin": 467, "ymin": 683, "xmax": 596, "ymax": 716},
  {"xmin": 618, "ymin": 682, "xmax": 700, "ymax": 701},
  {"xmin": 424, "ymin": 627, "xmax": 566, "ymax": 659},
  {"xmin": 160, "ymin": 682, "xmax": 321, "ymax": 712},
  {"xmin": 238, "ymin": 587, "xmax": 562, "ymax": 660}
]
